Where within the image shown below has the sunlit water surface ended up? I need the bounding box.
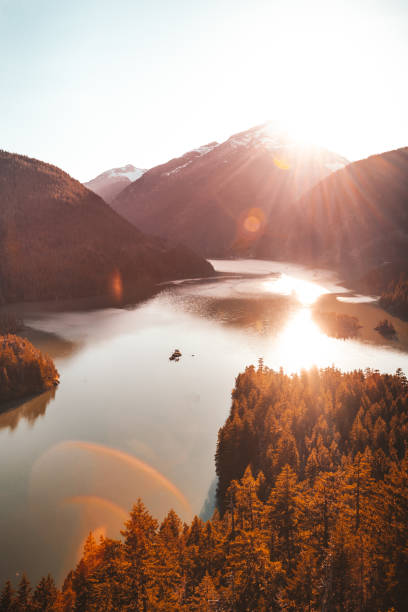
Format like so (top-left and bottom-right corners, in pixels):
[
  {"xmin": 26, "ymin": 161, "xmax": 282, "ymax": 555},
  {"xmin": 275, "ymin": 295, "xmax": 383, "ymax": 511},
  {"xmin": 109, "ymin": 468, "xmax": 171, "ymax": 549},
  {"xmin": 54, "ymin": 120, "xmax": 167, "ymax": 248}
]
[{"xmin": 1, "ymin": 259, "xmax": 408, "ymax": 584}]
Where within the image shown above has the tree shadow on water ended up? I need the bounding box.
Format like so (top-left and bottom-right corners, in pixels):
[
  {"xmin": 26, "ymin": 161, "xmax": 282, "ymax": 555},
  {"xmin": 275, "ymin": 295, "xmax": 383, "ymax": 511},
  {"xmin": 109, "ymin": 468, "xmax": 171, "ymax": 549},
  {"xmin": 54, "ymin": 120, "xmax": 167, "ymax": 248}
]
[{"xmin": 0, "ymin": 388, "xmax": 57, "ymax": 432}]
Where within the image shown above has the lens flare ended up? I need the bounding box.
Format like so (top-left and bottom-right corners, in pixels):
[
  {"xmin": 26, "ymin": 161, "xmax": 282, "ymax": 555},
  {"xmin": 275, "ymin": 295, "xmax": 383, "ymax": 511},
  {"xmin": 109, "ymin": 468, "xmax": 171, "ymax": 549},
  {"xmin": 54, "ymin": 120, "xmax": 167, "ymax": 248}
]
[
  {"xmin": 244, "ymin": 215, "xmax": 261, "ymax": 233},
  {"xmin": 63, "ymin": 495, "xmax": 128, "ymax": 524},
  {"xmin": 242, "ymin": 207, "xmax": 265, "ymax": 235},
  {"xmin": 60, "ymin": 440, "xmax": 192, "ymax": 516},
  {"xmin": 273, "ymin": 156, "xmax": 290, "ymax": 170},
  {"xmin": 110, "ymin": 268, "xmax": 123, "ymax": 302}
]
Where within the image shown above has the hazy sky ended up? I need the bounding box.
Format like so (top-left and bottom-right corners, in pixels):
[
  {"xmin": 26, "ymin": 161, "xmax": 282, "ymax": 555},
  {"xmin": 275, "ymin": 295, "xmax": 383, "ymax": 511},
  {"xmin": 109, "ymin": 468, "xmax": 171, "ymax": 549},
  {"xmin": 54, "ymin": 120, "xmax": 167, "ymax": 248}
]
[{"xmin": 1, "ymin": 0, "xmax": 407, "ymax": 181}]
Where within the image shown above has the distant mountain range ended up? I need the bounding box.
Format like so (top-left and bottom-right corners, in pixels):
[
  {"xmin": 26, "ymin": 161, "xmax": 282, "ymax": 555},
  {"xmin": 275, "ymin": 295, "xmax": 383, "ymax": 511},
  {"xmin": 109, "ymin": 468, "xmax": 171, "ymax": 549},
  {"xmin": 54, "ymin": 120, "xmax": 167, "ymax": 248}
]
[
  {"xmin": 0, "ymin": 151, "xmax": 213, "ymax": 304},
  {"xmin": 3, "ymin": 121, "xmax": 406, "ymax": 306},
  {"xmin": 108, "ymin": 122, "xmax": 348, "ymax": 256},
  {"xmin": 92, "ymin": 124, "xmax": 407, "ymax": 294},
  {"xmin": 84, "ymin": 164, "xmax": 146, "ymax": 203}
]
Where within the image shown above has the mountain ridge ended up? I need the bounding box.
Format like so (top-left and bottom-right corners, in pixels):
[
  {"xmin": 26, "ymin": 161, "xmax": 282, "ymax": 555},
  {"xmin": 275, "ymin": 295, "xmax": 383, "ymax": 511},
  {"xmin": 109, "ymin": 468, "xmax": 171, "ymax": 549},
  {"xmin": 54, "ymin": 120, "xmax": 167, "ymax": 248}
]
[
  {"xmin": 0, "ymin": 150, "xmax": 213, "ymax": 304},
  {"xmin": 111, "ymin": 122, "xmax": 348, "ymax": 257}
]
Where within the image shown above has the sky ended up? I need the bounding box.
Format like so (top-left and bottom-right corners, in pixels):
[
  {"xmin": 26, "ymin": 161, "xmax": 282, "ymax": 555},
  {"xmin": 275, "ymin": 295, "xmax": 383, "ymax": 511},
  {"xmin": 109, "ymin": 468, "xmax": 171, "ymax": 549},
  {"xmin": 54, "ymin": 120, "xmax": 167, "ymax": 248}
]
[{"xmin": 1, "ymin": 0, "xmax": 407, "ymax": 182}]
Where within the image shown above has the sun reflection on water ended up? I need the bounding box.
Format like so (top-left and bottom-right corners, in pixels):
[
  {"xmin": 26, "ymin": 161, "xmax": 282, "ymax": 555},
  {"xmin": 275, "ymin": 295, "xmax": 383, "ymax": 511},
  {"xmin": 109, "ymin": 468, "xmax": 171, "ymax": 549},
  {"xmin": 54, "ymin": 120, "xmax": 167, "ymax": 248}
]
[
  {"xmin": 263, "ymin": 273, "xmax": 339, "ymax": 371},
  {"xmin": 263, "ymin": 273, "xmax": 329, "ymax": 306},
  {"xmin": 273, "ymin": 307, "xmax": 335, "ymax": 371}
]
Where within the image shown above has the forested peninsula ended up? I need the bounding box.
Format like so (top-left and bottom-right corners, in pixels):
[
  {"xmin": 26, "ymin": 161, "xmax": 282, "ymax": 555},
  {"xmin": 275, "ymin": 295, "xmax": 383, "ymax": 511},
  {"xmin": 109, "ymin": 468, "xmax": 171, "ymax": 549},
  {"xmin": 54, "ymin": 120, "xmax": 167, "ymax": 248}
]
[
  {"xmin": 0, "ymin": 335, "xmax": 59, "ymax": 405},
  {"xmin": 2, "ymin": 364, "xmax": 408, "ymax": 610}
]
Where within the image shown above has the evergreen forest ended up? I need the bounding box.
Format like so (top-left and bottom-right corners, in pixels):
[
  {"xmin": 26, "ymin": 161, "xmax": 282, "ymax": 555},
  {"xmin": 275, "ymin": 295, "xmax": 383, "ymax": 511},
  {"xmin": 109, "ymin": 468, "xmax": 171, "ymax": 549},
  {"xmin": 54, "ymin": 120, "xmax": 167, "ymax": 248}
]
[{"xmin": 0, "ymin": 335, "xmax": 59, "ymax": 405}]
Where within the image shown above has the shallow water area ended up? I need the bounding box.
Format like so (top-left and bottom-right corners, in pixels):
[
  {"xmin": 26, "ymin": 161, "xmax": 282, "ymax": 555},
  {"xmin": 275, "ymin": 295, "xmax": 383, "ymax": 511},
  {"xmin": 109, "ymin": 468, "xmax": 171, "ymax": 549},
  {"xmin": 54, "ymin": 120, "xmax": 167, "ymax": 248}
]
[{"xmin": 1, "ymin": 259, "xmax": 408, "ymax": 585}]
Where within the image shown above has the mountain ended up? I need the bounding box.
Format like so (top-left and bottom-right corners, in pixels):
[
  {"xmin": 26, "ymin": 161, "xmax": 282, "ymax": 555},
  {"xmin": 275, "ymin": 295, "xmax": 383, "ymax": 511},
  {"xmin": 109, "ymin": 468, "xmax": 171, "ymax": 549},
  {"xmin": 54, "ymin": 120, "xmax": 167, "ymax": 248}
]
[
  {"xmin": 110, "ymin": 123, "xmax": 348, "ymax": 257},
  {"xmin": 281, "ymin": 147, "xmax": 408, "ymax": 279},
  {"xmin": 0, "ymin": 151, "xmax": 213, "ymax": 304},
  {"xmin": 84, "ymin": 164, "xmax": 146, "ymax": 203}
]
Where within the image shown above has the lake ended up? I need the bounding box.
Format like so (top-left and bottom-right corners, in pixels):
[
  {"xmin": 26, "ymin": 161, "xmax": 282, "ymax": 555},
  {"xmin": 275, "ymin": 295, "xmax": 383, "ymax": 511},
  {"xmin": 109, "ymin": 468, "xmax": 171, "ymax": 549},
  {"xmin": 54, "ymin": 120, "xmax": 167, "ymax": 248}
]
[{"xmin": 1, "ymin": 259, "xmax": 408, "ymax": 585}]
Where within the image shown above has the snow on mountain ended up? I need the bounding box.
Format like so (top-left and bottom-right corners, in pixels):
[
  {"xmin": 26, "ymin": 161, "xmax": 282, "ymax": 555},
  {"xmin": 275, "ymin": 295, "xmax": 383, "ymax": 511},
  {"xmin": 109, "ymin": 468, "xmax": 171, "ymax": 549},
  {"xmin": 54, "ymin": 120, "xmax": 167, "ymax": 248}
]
[
  {"xmin": 226, "ymin": 122, "xmax": 348, "ymax": 166},
  {"xmin": 164, "ymin": 142, "xmax": 220, "ymax": 176},
  {"xmin": 192, "ymin": 142, "xmax": 219, "ymax": 156},
  {"xmin": 106, "ymin": 165, "xmax": 146, "ymax": 182},
  {"xmin": 84, "ymin": 164, "xmax": 146, "ymax": 203},
  {"xmin": 165, "ymin": 160, "xmax": 193, "ymax": 176},
  {"xmin": 226, "ymin": 122, "xmax": 293, "ymax": 150}
]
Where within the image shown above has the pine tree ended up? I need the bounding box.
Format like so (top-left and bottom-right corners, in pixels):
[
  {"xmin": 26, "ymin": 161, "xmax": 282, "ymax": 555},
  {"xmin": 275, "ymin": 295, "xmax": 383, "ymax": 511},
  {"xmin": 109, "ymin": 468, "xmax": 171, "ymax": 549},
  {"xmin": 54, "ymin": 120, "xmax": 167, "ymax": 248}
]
[
  {"xmin": 120, "ymin": 499, "xmax": 159, "ymax": 611},
  {"xmin": 14, "ymin": 574, "xmax": 32, "ymax": 612},
  {"xmin": 225, "ymin": 530, "xmax": 282, "ymax": 611},
  {"xmin": 72, "ymin": 560, "xmax": 93, "ymax": 612},
  {"xmin": 0, "ymin": 581, "xmax": 14, "ymax": 612},
  {"xmin": 267, "ymin": 465, "xmax": 299, "ymax": 571},
  {"xmin": 321, "ymin": 520, "xmax": 354, "ymax": 611},
  {"xmin": 147, "ymin": 511, "xmax": 184, "ymax": 609},
  {"xmin": 58, "ymin": 570, "xmax": 76, "ymax": 612},
  {"xmin": 89, "ymin": 539, "xmax": 130, "ymax": 612},
  {"xmin": 32, "ymin": 574, "xmax": 57, "ymax": 611},
  {"xmin": 200, "ymin": 518, "xmax": 225, "ymax": 578},
  {"xmin": 279, "ymin": 546, "xmax": 319, "ymax": 611},
  {"xmin": 188, "ymin": 572, "xmax": 218, "ymax": 611}
]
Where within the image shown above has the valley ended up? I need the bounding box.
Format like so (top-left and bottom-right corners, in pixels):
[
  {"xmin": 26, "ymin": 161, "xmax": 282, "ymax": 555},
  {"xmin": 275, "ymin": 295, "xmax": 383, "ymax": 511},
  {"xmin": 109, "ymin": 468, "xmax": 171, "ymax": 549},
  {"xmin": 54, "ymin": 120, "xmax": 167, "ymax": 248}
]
[
  {"xmin": 2, "ymin": 0, "xmax": 408, "ymax": 607},
  {"xmin": 1, "ymin": 259, "xmax": 408, "ymax": 586}
]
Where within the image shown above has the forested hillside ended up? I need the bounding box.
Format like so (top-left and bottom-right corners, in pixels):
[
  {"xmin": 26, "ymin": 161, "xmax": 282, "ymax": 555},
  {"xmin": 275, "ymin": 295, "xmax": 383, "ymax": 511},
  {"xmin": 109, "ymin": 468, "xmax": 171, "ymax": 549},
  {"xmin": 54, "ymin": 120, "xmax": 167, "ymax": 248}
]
[
  {"xmin": 3, "ymin": 365, "xmax": 408, "ymax": 610},
  {"xmin": 0, "ymin": 335, "xmax": 59, "ymax": 404},
  {"xmin": 276, "ymin": 147, "xmax": 408, "ymax": 279},
  {"xmin": 379, "ymin": 278, "xmax": 408, "ymax": 319},
  {"xmin": 355, "ymin": 262, "xmax": 408, "ymax": 320},
  {"xmin": 0, "ymin": 151, "xmax": 213, "ymax": 304}
]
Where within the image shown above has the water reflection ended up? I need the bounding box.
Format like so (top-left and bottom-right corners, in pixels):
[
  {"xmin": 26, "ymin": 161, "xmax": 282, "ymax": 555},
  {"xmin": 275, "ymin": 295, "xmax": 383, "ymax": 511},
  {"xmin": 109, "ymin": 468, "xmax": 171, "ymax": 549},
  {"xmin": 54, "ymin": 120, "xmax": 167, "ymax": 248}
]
[
  {"xmin": 0, "ymin": 389, "xmax": 56, "ymax": 432},
  {"xmin": 21, "ymin": 327, "xmax": 80, "ymax": 361},
  {"xmin": 263, "ymin": 273, "xmax": 329, "ymax": 305},
  {"xmin": 317, "ymin": 292, "xmax": 408, "ymax": 351},
  {"xmin": 276, "ymin": 308, "xmax": 332, "ymax": 370},
  {"xmin": 174, "ymin": 293, "xmax": 296, "ymax": 334}
]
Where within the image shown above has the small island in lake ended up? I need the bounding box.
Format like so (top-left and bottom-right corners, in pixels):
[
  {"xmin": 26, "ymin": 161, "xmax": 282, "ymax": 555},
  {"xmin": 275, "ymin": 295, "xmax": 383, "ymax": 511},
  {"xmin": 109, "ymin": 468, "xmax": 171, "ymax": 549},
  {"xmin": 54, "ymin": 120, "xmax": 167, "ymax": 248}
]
[
  {"xmin": 169, "ymin": 349, "xmax": 182, "ymax": 361},
  {"xmin": 0, "ymin": 335, "xmax": 59, "ymax": 406},
  {"xmin": 374, "ymin": 319, "xmax": 397, "ymax": 337},
  {"xmin": 313, "ymin": 311, "xmax": 362, "ymax": 339}
]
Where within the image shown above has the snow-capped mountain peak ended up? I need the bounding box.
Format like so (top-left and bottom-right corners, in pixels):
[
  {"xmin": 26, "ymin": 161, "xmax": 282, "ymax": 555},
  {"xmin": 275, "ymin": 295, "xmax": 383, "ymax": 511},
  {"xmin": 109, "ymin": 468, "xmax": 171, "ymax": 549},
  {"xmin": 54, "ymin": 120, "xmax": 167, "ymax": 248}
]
[
  {"xmin": 84, "ymin": 164, "xmax": 147, "ymax": 203},
  {"xmin": 226, "ymin": 122, "xmax": 294, "ymax": 151},
  {"xmin": 225, "ymin": 122, "xmax": 348, "ymax": 171},
  {"xmin": 106, "ymin": 164, "xmax": 146, "ymax": 182}
]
